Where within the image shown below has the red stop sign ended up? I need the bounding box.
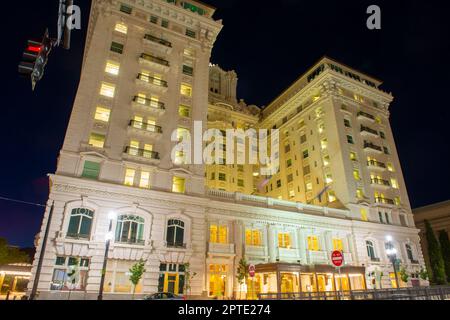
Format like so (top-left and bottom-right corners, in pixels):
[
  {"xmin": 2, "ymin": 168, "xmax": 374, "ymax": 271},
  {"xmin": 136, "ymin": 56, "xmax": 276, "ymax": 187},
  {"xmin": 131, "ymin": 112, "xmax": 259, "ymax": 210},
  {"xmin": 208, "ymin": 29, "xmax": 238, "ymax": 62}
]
[
  {"xmin": 249, "ymin": 264, "xmax": 256, "ymax": 278},
  {"xmin": 331, "ymin": 251, "xmax": 344, "ymax": 267}
]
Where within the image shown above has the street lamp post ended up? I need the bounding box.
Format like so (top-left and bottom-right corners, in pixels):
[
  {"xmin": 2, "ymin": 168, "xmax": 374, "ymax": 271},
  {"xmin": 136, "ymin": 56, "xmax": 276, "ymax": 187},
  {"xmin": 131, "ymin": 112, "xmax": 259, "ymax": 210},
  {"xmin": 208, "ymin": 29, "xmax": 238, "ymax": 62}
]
[
  {"xmin": 98, "ymin": 212, "xmax": 116, "ymax": 300},
  {"xmin": 385, "ymin": 236, "xmax": 400, "ymax": 289}
]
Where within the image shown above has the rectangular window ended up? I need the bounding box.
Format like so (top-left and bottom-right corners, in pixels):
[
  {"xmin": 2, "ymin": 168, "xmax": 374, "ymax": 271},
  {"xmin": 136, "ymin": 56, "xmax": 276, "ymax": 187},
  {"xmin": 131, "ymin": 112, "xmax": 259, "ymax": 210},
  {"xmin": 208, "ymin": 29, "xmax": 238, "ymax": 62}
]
[
  {"xmin": 114, "ymin": 23, "xmax": 128, "ymax": 34},
  {"xmin": 347, "ymin": 135, "xmax": 354, "ymax": 144},
  {"xmin": 287, "ymin": 174, "xmax": 294, "ymax": 183},
  {"xmin": 120, "ymin": 4, "xmax": 132, "ymax": 14},
  {"xmin": 307, "ymin": 236, "xmax": 319, "ymax": 251},
  {"xmin": 82, "ymin": 161, "xmax": 100, "ymax": 179},
  {"xmin": 139, "ymin": 171, "xmax": 150, "ymax": 189},
  {"xmin": 161, "ymin": 19, "xmax": 169, "ymax": 28},
  {"xmin": 182, "ymin": 65, "xmax": 194, "ymax": 76},
  {"xmin": 94, "ymin": 106, "xmax": 111, "ymax": 122},
  {"xmin": 378, "ymin": 212, "xmax": 384, "ymax": 223},
  {"xmin": 383, "ymin": 147, "xmax": 390, "ymax": 155},
  {"xmin": 124, "ymin": 169, "xmax": 136, "ymax": 186},
  {"xmin": 286, "ymin": 159, "xmax": 293, "ymax": 167},
  {"xmin": 186, "ymin": 29, "xmax": 196, "ymax": 38},
  {"xmin": 278, "ymin": 233, "xmax": 291, "ymax": 248},
  {"xmin": 150, "ymin": 16, "xmax": 158, "ymax": 24},
  {"xmin": 179, "ymin": 105, "xmax": 191, "ymax": 118},
  {"xmin": 172, "ymin": 176, "xmax": 186, "ymax": 193},
  {"xmin": 88, "ymin": 133, "xmax": 105, "ymax": 148},
  {"xmin": 380, "ymin": 131, "xmax": 386, "ymax": 139},
  {"xmin": 276, "ymin": 180, "xmax": 282, "ymax": 188},
  {"xmin": 245, "ymin": 229, "xmax": 262, "ymax": 246},
  {"xmin": 303, "ymin": 165, "xmax": 311, "ymax": 175},
  {"xmin": 394, "ymin": 197, "xmax": 401, "ymax": 206},
  {"xmin": 344, "ymin": 119, "xmax": 351, "ymax": 128},
  {"xmin": 321, "ymin": 138, "xmax": 328, "ymax": 150},
  {"xmin": 360, "ymin": 208, "xmax": 368, "ymax": 221},
  {"xmin": 328, "ymin": 191, "xmax": 337, "ymax": 202},
  {"xmin": 333, "ymin": 239, "xmax": 344, "ymax": 251},
  {"xmin": 237, "ymin": 179, "xmax": 244, "ymax": 187},
  {"xmin": 100, "ymin": 82, "xmax": 115, "ymax": 98},
  {"xmin": 180, "ymin": 84, "xmax": 192, "ymax": 97},
  {"xmin": 210, "ymin": 225, "xmax": 228, "ymax": 244},
  {"xmin": 218, "ymin": 173, "xmax": 226, "ymax": 181},
  {"xmin": 110, "ymin": 41, "xmax": 124, "ymax": 54},
  {"xmin": 350, "ymin": 152, "xmax": 357, "ymax": 161},
  {"xmin": 105, "ymin": 60, "xmax": 120, "ymax": 75},
  {"xmin": 303, "ymin": 149, "xmax": 309, "ymax": 159},
  {"xmin": 356, "ymin": 188, "xmax": 364, "ymax": 199},
  {"xmin": 390, "ymin": 178, "xmax": 399, "ymax": 189},
  {"xmin": 300, "ymin": 134, "xmax": 307, "ymax": 144},
  {"xmin": 387, "ymin": 163, "xmax": 395, "ymax": 172},
  {"xmin": 353, "ymin": 170, "xmax": 361, "ymax": 181}
]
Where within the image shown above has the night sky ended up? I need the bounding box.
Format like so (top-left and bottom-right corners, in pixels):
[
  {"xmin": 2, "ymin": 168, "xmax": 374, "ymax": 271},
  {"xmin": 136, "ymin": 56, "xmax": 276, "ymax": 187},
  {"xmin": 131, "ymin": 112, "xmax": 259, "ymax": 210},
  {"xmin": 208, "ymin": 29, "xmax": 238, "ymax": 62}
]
[{"xmin": 1, "ymin": 0, "xmax": 449, "ymax": 247}]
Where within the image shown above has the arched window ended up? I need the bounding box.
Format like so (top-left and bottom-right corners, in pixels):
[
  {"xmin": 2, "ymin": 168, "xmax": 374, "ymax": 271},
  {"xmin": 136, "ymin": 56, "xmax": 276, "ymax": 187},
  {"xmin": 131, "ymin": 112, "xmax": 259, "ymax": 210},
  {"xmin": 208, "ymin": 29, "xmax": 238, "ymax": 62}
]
[
  {"xmin": 166, "ymin": 219, "xmax": 185, "ymax": 248},
  {"xmin": 67, "ymin": 208, "xmax": 94, "ymax": 239},
  {"xmin": 115, "ymin": 215, "xmax": 145, "ymax": 245},
  {"xmin": 405, "ymin": 244, "xmax": 414, "ymax": 261},
  {"xmin": 366, "ymin": 241, "xmax": 376, "ymax": 260}
]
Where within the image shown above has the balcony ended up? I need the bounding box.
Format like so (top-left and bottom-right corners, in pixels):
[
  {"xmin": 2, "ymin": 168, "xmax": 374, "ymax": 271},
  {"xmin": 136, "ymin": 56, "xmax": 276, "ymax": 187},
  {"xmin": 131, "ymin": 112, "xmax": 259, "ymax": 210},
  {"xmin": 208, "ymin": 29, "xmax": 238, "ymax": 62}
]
[
  {"xmin": 132, "ymin": 96, "xmax": 166, "ymax": 116},
  {"xmin": 128, "ymin": 120, "xmax": 163, "ymax": 140},
  {"xmin": 367, "ymin": 160, "xmax": 386, "ymax": 171},
  {"xmin": 375, "ymin": 197, "xmax": 395, "ymax": 205},
  {"xmin": 370, "ymin": 257, "xmax": 381, "ymax": 263},
  {"xmin": 360, "ymin": 125, "xmax": 378, "ymax": 137},
  {"xmin": 371, "ymin": 178, "xmax": 391, "ymax": 189},
  {"xmin": 136, "ymin": 73, "xmax": 168, "ymax": 93},
  {"xmin": 357, "ymin": 111, "xmax": 375, "ymax": 122},
  {"xmin": 66, "ymin": 233, "xmax": 90, "ymax": 241},
  {"xmin": 208, "ymin": 242, "xmax": 235, "ymax": 256},
  {"xmin": 307, "ymin": 250, "xmax": 328, "ymax": 264},
  {"xmin": 278, "ymin": 247, "xmax": 299, "ymax": 261},
  {"xmin": 139, "ymin": 53, "xmax": 170, "ymax": 72},
  {"xmin": 245, "ymin": 245, "xmax": 266, "ymax": 258},
  {"xmin": 123, "ymin": 146, "xmax": 160, "ymax": 164},
  {"xmin": 364, "ymin": 141, "xmax": 383, "ymax": 153},
  {"xmin": 115, "ymin": 238, "xmax": 145, "ymax": 246},
  {"xmin": 143, "ymin": 34, "xmax": 172, "ymax": 54}
]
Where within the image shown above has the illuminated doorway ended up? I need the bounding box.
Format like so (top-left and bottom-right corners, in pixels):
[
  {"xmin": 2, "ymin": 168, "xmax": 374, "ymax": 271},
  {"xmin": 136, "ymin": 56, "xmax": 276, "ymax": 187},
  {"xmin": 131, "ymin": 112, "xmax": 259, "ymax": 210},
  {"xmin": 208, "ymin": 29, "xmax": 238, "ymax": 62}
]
[{"xmin": 209, "ymin": 264, "xmax": 228, "ymax": 297}]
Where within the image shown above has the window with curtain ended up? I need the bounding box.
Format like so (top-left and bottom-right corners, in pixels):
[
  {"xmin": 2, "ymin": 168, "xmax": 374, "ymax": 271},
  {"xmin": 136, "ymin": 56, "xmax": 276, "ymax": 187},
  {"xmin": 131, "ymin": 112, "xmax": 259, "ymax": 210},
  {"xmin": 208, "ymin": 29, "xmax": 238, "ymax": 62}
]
[
  {"xmin": 67, "ymin": 208, "xmax": 94, "ymax": 239},
  {"xmin": 115, "ymin": 215, "xmax": 145, "ymax": 245},
  {"xmin": 166, "ymin": 219, "xmax": 185, "ymax": 248},
  {"xmin": 333, "ymin": 238, "xmax": 343, "ymax": 251},
  {"xmin": 278, "ymin": 233, "xmax": 291, "ymax": 248},
  {"xmin": 245, "ymin": 229, "xmax": 262, "ymax": 246},
  {"xmin": 307, "ymin": 236, "xmax": 319, "ymax": 251},
  {"xmin": 210, "ymin": 225, "xmax": 228, "ymax": 244}
]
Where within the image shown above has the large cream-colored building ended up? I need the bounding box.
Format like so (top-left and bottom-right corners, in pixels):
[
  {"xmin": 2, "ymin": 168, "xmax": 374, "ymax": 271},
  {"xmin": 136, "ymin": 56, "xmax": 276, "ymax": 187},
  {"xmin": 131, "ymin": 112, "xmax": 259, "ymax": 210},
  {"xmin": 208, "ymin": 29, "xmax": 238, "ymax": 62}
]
[{"xmin": 28, "ymin": 0, "xmax": 427, "ymax": 300}]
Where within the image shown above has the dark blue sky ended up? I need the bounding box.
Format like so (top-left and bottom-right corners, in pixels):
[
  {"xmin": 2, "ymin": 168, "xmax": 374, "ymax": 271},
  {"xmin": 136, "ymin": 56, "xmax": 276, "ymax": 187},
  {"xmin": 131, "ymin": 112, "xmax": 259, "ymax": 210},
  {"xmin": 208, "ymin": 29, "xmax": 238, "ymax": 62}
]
[{"xmin": 1, "ymin": 0, "xmax": 449, "ymax": 247}]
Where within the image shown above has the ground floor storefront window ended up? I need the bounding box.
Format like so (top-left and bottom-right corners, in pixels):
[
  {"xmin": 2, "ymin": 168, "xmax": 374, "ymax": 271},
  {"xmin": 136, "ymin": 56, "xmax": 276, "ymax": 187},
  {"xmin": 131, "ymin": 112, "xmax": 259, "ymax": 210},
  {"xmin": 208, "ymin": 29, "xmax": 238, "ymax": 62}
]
[
  {"xmin": 389, "ymin": 272, "xmax": 407, "ymax": 288},
  {"xmin": 158, "ymin": 264, "xmax": 185, "ymax": 295},
  {"xmin": 209, "ymin": 264, "xmax": 227, "ymax": 298},
  {"xmin": 104, "ymin": 260, "xmax": 143, "ymax": 294},
  {"xmin": 51, "ymin": 256, "xmax": 89, "ymax": 291}
]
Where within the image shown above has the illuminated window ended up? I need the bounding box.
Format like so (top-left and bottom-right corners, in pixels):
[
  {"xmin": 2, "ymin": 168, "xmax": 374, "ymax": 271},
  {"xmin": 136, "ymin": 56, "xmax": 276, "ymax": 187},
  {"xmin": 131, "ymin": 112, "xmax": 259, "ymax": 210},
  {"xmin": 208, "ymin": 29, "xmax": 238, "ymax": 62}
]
[
  {"xmin": 184, "ymin": 48, "xmax": 195, "ymax": 58},
  {"xmin": 390, "ymin": 178, "xmax": 399, "ymax": 189},
  {"xmin": 180, "ymin": 84, "xmax": 192, "ymax": 97},
  {"xmin": 100, "ymin": 82, "xmax": 115, "ymax": 98},
  {"xmin": 245, "ymin": 229, "xmax": 262, "ymax": 246},
  {"xmin": 124, "ymin": 169, "xmax": 136, "ymax": 186},
  {"xmin": 179, "ymin": 105, "xmax": 191, "ymax": 118},
  {"xmin": 321, "ymin": 138, "xmax": 328, "ymax": 150},
  {"xmin": 387, "ymin": 163, "xmax": 395, "ymax": 172},
  {"xmin": 333, "ymin": 239, "xmax": 344, "ymax": 251},
  {"xmin": 323, "ymin": 155, "xmax": 330, "ymax": 166},
  {"xmin": 289, "ymin": 190, "xmax": 295, "ymax": 198},
  {"xmin": 325, "ymin": 174, "xmax": 333, "ymax": 184},
  {"xmin": 114, "ymin": 23, "xmax": 128, "ymax": 34},
  {"xmin": 94, "ymin": 106, "xmax": 111, "ymax": 122},
  {"xmin": 105, "ymin": 60, "xmax": 120, "ymax": 75},
  {"xmin": 350, "ymin": 152, "xmax": 357, "ymax": 161},
  {"xmin": 133, "ymin": 116, "xmax": 143, "ymax": 129},
  {"xmin": 306, "ymin": 182, "xmax": 313, "ymax": 191},
  {"xmin": 360, "ymin": 208, "xmax": 368, "ymax": 221},
  {"xmin": 328, "ymin": 191, "xmax": 337, "ymax": 202},
  {"xmin": 394, "ymin": 197, "xmax": 401, "ymax": 206},
  {"xmin": 356, "ymin": 189, "xmax": 364, "ymax": 199},
  {"xmin": 210, "ymin": 225, "xmax": 228, "ymax": 244},
  {"xmin": 278, "ymin": 233, "xmax": 291, "ymax": 249},
  {"xmin": 353, "ymin": 170, "xmax": 361, "ymax": 181},
  {"xmin": 88, "ymin": 133, "xmax": 105, "ymax": 148},
  {"xmin": 129, "ymin": 140, "xmax": 140, "ymax": 155},
  {"xmin": 139, "ymin": 171, "xmax": 150, "ymax": 189},
  {"xmin": 317, "ymin": 122, "xmax": 324, "ymax": 133},
  {"xmin": 172, "ymin": 176, "xmax": 186, "ymax": 193},
  {"xmin": 307, "ymin": 236, "xmax": 319, "ymax": 251}
]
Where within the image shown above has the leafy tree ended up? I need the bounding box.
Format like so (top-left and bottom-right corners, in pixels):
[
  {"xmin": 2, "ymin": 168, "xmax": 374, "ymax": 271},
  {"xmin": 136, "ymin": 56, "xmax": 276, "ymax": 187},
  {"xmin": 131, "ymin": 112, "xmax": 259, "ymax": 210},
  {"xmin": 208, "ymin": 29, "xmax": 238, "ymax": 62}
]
[
  {"xmin": 183, "ymin": 263, "xmax": 197, "ymax": 297},
  {"xmin": 424, "ymin": 220, "xmax": 447, "ymax": 285},
  {"xmin": 399, "ymin": 266, "xmax": 409, "ymax": 284},
  {"xmin": 129, "ymin": 260, "xmax": 146, "ymax": 300},
  {"xmin": 0, "ymin": 238, "xmax": 29, "ymax": 265},
  {"xmin": 236, "ymin": 258, "xmax": 249, "ymax": 299},
  {"xmin": 438, "ymin": 230, "xmax": 450, "ymax": 282}
]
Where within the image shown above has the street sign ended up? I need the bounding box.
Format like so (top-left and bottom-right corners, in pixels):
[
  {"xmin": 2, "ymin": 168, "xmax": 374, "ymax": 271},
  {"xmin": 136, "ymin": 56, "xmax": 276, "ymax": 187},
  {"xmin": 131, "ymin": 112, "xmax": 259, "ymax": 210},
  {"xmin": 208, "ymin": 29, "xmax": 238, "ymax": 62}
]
[
  {"xmin": 331, "ymin": 250, "xmax": 344, "ymax": 267},
  {"xmin": 249, "ymin": 264, "xmax": 256, "ymax": 278}
]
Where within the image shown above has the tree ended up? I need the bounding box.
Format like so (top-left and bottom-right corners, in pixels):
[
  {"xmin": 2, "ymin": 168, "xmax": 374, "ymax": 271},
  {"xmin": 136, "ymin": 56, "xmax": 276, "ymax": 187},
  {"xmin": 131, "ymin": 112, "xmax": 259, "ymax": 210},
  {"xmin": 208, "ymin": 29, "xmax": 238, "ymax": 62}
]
[
  {"xmin": 0, "ymin": 238, "xmax": 29, "ymax": 265},
  {"xmin": 438, "ymin": 230, "xmax": 450, "ymax": 282},
  {"xmin": 424, "ymin": 220, "xmax": 447, "ymax": 285},
  {"xmin": 129, "ymin": 260, "xmax": 146, "ymax": 300},
  {"xmin": 399, "ymin": 266, "xmax": 409, "ymax": 284},
  {"xmin": 236, "ymin": 258, "xmax": 249, "ymax": 299},
  {"xmin": 183, "ymin": 263, "xmax": 197, "ymax": 298}
]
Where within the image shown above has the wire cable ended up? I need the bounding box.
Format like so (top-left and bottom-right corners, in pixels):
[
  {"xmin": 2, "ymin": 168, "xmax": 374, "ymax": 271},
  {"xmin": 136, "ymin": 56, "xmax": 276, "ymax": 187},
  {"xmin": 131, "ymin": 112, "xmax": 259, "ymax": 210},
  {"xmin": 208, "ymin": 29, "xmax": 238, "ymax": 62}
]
[{"xmin": 0, "ymin": 196, "xmax": 46, "ymax": 207}]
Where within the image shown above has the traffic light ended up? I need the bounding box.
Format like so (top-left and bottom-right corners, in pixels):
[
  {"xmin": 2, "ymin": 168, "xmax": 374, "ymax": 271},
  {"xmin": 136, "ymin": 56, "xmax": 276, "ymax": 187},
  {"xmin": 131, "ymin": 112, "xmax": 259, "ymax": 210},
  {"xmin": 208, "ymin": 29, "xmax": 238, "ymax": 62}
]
[{"xmin": 18, "ymin": 29, "xmax": 54, "ymax": 90}]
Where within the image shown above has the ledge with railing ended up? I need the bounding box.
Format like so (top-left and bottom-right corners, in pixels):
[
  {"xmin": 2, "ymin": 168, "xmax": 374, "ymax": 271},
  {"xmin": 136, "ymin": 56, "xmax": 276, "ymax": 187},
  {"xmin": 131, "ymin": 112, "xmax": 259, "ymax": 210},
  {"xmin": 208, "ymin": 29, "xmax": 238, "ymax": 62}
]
[
  {"xmin": 66, "ymin": 233, "xmax": 90, "ymax": 240},
  {"xmin": 129, "ymin": 120, "xmax": 163, "ymax": 134},
  {"xmin": 167, "ymin": 242, "xmax": 187, "ymax": 249},
  {"xmin": 144, "ymin": 34, "xmax": 172, "ymax": 48},
  {"xmin": 371, "ymin": 178, "xmax": 391, "ymax": 187},
  {"xmin": 364, "ymin": 141, "xmax": 383, "ymax": 152},
  {"xmin": 123, "ymin": 146, "xmax": 160, "ymax": 160},
  {"xmin": 367, "ymin": 160, "xmax": 386, "ymax": 169},
  {"xmin": 136, "ymin": 73, "xmax": 168, "ymax": 87},
  {"xmin": 140, "ymin": 53, "xmax": 170, "ymax": 67},
  {"xmin": 357, "ymin": 111, "xmax": 375, "ymax": 121},
  {"xmin": 132, "ymin": 96, "xmax": 166, "ymax": 110},
  {"xmin": 361, "ymin": 125, "xmax": 378, "ymax": 136},
  {"xmin": 375, "ymin": 197, "xmax": 395, "ymax": 205}
]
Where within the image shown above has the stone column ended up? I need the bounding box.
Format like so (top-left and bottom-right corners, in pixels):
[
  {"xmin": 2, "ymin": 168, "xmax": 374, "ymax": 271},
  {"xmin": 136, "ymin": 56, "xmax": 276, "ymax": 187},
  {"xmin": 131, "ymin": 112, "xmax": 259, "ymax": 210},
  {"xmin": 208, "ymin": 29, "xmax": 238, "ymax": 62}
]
[{"xmin": 267, "ymin": 224, "xmax": 276, "ymax": 263}]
